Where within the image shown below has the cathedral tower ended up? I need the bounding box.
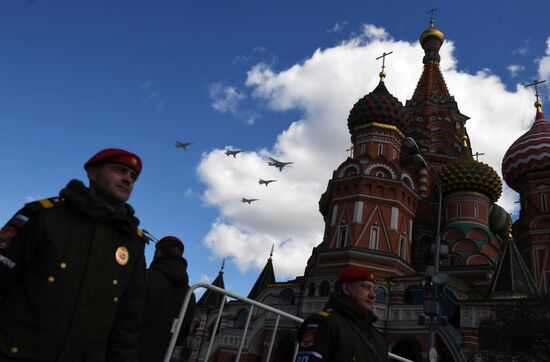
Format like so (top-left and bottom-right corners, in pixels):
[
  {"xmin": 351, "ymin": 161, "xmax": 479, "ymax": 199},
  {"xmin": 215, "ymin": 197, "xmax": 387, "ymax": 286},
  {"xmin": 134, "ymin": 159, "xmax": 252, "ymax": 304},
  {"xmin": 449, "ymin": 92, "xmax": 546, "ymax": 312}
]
[{"xmin": 502, "ymin": 82, "xmax": 550, "ymax": 295}]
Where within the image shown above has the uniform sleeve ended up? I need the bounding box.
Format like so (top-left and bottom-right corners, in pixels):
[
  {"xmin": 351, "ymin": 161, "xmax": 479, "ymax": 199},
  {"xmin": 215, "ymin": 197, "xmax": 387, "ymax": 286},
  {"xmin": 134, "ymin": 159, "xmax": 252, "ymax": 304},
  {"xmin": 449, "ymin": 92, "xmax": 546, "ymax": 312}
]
[
  {"xmin": 106, "ymin": 251, "xmax": 146, "ymax": 362},
  {"xmin": 295, "ymin": 315, "xmax": 336, "ymax": 362},
  {"xmin": 0, "ymin": 208, "xmax": 35, "ymax": 298}
]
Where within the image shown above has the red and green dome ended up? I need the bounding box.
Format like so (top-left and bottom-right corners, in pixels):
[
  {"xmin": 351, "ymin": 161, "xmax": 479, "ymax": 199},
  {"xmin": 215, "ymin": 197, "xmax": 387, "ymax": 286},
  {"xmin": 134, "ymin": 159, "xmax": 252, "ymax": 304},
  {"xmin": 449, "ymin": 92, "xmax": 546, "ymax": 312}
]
[
  {"xmin": 439, "ymin": 155, "xmax": 503, "ymax": 203},
  {"xmin": 347, "ymin": 81, "xmax": 404, "ymax": 134},
  {"xmin": 502, "ymin": 110, "xmax": 550, "ymax": 191}
]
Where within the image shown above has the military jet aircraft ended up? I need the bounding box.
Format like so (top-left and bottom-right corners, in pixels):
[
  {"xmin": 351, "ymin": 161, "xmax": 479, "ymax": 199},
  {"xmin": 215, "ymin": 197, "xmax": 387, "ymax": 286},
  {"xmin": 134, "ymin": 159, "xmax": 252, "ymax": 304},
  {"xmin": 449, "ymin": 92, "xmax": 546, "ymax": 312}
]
[
  {"xmin": 175, "ymin": 141, "xmax": 192, "ymax": 150},
  {"xmin": 225, "ymin": 148, "xmax": 242, "ymax": 158},
  {"xmin": 267, "ymin": 157, "xmax": 294, "ymax": 171},
  {"xmin": 258, "ymin": 178, "xmax": 277, "ymax": 187},
  {"xmin": 241, "ymin": 198, "xmax": 259, "ymax": 204}
]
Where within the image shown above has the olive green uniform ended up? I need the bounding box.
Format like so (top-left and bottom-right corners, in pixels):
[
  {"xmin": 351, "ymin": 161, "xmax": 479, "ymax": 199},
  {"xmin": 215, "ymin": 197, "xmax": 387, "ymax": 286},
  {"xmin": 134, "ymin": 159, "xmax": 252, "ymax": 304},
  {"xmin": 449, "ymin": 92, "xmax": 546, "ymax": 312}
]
[
  {"xmin": 295, "ymin": 294, "xmax": 388, "ymax": 362},
  {"xmin": 0, "ymin": 180, "xmax": 146, "ymax": 362}
]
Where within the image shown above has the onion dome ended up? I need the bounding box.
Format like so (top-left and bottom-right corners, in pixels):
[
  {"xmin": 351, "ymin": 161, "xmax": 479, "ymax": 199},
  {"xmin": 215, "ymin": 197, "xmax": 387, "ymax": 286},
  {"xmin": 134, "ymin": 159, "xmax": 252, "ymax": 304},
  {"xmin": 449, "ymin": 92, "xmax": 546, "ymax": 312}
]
[
  {"xmin": 502, "ymin": 103, "xmax": 550, "ymax": 191},
  {"xmin": 438, "ymin": 150, "xmax": 503, "ymax": 203},
  {"xmin": 489, "ymin": 204, "xmax": 512, "ymax": 240},
  {"xmin": 347, "ymin": 80, "xmax": 404, "ymax": 134},
  {"xmin": 420, "ymin": 19, "xmax": 445, "ymax": 48}
]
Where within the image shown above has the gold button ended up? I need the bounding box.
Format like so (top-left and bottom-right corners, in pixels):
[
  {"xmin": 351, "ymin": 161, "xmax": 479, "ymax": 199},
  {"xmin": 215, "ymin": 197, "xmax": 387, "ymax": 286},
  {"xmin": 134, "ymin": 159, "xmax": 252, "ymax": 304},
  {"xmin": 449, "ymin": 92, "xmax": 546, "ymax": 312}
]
[
  {"xmin": 113, "ymin": 297, "xmax": 119, "ymax": 303},
  {"xmin": 10, "ymin": 346, "xmax": 18, "ymax": 354},
  {"xmin": 47, "ymin": 276, "xmax": 55, "ymax": 283},
  {"xmin": 112, "ymin": 279, "xmax": 118, "ymax": 286},
  {"xmin": 60, "ymin": 262, "xmax": 67, "ymax": 269}
]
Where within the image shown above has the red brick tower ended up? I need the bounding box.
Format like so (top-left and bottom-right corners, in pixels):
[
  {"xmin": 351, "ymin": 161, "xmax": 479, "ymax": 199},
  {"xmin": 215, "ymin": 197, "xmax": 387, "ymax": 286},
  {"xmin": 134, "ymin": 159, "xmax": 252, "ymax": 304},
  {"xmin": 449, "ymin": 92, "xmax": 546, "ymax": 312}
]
[
  {"xmin": 502, "ymin": 86, "xmax": 550, "ymax": 295},
  {"xmin": 304, "ymin": 60, "xmax": 419, "ymax": 281}
]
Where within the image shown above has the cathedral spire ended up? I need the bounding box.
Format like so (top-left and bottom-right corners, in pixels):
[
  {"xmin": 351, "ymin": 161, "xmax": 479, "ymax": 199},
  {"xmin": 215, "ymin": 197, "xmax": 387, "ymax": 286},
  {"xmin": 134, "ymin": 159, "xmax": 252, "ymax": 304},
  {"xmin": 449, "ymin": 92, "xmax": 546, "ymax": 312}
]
[
  {"xmin": 247, "ymin": 247, "xmax": 276, "ymax": 300},
  {"xmin": 375, "ymin": 51, "xmax": 393, "ymax": 83},
  {"xmin": 197, "ymin": 259, "xmax": 226, "ymax": 309},
  {"xmin": 527, "ymin": 79, "xmax": 546, "ymax": 118}
]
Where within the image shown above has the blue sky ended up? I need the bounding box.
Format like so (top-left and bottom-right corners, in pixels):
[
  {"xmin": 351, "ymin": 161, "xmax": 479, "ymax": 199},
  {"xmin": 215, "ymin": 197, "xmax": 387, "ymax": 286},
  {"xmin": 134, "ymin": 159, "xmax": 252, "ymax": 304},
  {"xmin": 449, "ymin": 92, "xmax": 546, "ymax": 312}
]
[{"xmin": 1, "ymin": 0, "xmax": 550, "ymax": 297}]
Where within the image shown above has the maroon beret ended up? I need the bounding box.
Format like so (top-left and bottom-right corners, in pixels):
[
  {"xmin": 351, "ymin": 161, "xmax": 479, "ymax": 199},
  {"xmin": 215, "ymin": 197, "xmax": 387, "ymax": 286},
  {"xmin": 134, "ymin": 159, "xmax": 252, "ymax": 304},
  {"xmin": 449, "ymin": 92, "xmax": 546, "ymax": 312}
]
[
  {"xmin": 338, "ymin": 267, "xmax": 376, "ymax": 283},
  {"xmin": 84, "ymin": 148, "xmax": 142, "ymax": 175},
  {"xmin": 156, "ymin": 236, "xmax": 184, "ymax": 251}
]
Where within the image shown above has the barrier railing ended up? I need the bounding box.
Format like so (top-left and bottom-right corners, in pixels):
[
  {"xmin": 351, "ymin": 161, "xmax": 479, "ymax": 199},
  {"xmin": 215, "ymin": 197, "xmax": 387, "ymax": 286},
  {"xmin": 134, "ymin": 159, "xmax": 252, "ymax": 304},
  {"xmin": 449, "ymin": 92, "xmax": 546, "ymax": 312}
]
[{"xmin": 163, "ymin": 283, "xmax": 413, "ymax": 362}]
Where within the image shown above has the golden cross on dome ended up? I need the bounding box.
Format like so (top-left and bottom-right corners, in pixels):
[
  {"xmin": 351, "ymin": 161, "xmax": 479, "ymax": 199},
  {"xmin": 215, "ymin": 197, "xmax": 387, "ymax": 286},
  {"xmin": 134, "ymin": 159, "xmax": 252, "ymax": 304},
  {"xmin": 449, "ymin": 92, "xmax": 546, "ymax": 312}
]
[
  {"xmin": 426, "ymin": 8, "xmax": 438, "ymax": 27},
  {"xmin": 473, "ymin": 151, "xmax": 484, "ymax": 161},
  {"xmin": 375, "ymin": 51, "xmax": 393, "ymax": 82},
  {"xmin": 527, "ymin": 79, "xmax": 546, "ymax": 111}
]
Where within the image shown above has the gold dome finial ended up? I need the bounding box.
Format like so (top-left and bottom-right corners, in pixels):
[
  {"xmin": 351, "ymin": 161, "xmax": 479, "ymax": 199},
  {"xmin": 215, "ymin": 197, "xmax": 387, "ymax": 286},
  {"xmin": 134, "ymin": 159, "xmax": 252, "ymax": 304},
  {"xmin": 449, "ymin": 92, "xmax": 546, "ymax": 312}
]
[
  {"xmin": 527, "ymin": 79, "xmax": 546, "ymax": 113},
  {"xmin": 375, "ymin": 51, "xmax": 393, "ymax": 82},
  {"xmin": 420, "ymin": 8, "xmax": 445, "ymax": 46}
]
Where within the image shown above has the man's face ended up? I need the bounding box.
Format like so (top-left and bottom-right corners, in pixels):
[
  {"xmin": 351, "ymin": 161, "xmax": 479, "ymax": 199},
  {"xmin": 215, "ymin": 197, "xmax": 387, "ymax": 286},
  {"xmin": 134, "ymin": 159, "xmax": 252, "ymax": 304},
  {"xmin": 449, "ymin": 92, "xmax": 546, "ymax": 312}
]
[
  {"xmin": 342, "ymin": 280, "xmax": 377, "ymax": 312},
  {"xmin": 88, "ymin": 163, "xmax": 137, "ymax": 204}
]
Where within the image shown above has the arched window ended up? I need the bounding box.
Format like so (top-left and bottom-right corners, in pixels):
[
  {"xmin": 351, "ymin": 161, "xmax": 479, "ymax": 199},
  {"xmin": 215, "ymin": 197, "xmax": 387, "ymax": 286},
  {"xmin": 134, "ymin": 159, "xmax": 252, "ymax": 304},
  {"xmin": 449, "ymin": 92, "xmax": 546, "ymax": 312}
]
[
  {"xmin": 375, "ymin": 287, "xmax": 387, "ymax": 303},
  {"xmin": 307, "ymin": 282, "xmax": 315, "ymax": 297},
  {"xmin": 280, "ymin": 288, "xmax": 295, "ymax": 304},
  {"xmin": 319, "ymin": 281, "xmax": 330, "ymax": 297},
  {"xmin": 234, "ymin": 308, "xmax": 248, "ymax": 329},
  {"xmin": 404, "ymin": 285, "xmax": 423, "ymax": 305}
]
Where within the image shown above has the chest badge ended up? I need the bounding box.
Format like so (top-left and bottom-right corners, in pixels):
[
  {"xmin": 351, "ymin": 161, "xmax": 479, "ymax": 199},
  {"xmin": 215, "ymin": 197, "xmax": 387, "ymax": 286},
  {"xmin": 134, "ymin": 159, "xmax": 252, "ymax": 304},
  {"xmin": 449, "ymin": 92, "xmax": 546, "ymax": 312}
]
[{"xmin": 115, "ymin": 246, "xmax": 129, "ymax": 266}]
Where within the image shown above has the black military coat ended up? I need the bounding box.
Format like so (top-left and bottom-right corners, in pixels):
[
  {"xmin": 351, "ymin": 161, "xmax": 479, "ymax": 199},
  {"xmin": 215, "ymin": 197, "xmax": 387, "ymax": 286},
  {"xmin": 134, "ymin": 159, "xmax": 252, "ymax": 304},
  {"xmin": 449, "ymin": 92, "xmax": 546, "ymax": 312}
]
[
  {"xmin": 295, "ymin": 293, "xmax": 388, "ymax": 362},
  {"xmin": 139, "ymin": 255, "xmax": 195, "ymax": 362},
  {"xmin": 0, "ymin": 180, "xmax": 146, "ymax": 362}
]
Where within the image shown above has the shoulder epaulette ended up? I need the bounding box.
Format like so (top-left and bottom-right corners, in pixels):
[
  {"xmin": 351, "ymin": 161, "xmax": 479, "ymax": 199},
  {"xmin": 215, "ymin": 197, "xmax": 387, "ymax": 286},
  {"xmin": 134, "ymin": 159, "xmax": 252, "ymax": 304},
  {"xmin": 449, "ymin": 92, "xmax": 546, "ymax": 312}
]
[
  {"xmin": 318, "ymin": 309, "xmax": 332, "ymax": 317},
  {"xmin": 136, "ymin": 227, "xmax": 149, "ymax": 243},
  {"xmin": 25, "ymin": 197, "xmax": 67, "ymax": 212}
]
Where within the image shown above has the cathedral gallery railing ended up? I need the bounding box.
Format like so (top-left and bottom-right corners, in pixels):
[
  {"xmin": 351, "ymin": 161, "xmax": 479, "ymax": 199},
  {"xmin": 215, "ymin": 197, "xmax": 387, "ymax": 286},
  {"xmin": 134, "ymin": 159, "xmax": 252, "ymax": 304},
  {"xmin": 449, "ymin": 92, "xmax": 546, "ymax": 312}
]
[{"xmin": 164, "ymin": 283, "xmax": 413, "ymax": 362}]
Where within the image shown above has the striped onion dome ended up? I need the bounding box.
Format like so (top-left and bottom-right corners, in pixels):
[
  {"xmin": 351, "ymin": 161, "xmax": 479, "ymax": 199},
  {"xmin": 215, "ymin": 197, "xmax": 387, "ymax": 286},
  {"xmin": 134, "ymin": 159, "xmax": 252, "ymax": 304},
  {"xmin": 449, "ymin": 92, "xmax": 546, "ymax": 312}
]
[
  {"xmin": 439, "ymin": 153, "xmax": 503, "ymax": 203},
  {"xmin": 502, "ymin": 110, "xmax": 550, "ymax": 191},
  {"xmin": 347, "ymin": 81, "xmax": 404, "ymax": 134}
]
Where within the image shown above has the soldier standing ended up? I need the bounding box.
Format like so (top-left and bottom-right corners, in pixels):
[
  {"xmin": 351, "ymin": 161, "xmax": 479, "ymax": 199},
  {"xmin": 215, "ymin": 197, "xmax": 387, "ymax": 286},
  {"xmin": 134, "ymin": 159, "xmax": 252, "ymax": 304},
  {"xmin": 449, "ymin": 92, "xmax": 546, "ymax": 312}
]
[
  {"xmin": 140, "ymin": 236, "xmax": 195, "ymax": 362},
  {"xmin": 295, "ymin": 267, "xmax": 388, "ymax": 362},
  {"xmin": 0, "ymin": 148, "xmax": 147, "ymax": 362}
]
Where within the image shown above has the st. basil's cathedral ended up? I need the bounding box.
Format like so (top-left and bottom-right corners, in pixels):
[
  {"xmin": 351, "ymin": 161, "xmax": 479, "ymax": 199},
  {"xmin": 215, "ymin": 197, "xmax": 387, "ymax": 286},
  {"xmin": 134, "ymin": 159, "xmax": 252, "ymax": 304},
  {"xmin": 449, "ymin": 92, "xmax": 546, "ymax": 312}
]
[{"xmin": 185, "ymin": 18, "xmax": 550, "ymax": 362}]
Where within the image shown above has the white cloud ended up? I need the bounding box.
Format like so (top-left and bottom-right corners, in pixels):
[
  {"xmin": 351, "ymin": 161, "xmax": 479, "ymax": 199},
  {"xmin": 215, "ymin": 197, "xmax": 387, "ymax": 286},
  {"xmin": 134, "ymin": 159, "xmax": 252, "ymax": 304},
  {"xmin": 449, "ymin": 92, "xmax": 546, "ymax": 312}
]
[
  {"xmin": 538, "ymin": 37, "xmax": 550, "ymax": 84},
  {"xmin": 208, "ymin": 83, "xmax": 258, "ymax": 124},
  {"xmin": 139, "ymin": 82, "xmax": 165, "ymax": 112},
  {"xmin": 184, "ymin": 187, "xmax": 199, "ymax": 200},
  {"xmin": 327, "ymin": 22, "xmax": 347, "ymax": 33},
  {"xmin": 506, "ymin": 64, "xmax": 524, "ymax": 78},
  {"xmin": 363, "ymin": 24, "xmax": 389, "ymax": 41},
  {"xmin": 198, "ymin": 24, "xmax": 537, "ymax": 279},
  {"xmin": 513, "ymin": 38, "xmax": 531, "ymax": 56},
  {"xmin": 209, "ymin": 83, "xmax": 245, "ymax": 113}
]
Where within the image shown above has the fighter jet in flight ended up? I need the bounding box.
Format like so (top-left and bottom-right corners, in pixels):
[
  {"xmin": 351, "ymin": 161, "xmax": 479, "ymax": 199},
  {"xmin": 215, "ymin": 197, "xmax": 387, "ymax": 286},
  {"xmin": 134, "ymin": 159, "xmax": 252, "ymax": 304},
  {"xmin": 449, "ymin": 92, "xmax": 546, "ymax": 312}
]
[
  {"xmin": 258, "ymin": 178, "xmax": 277, "ymax": 187},
  {"xmin": 267, "ymin": 157, "xmax": 294, "ymax": 171},
  {"xmin": 241, "ymin": 198, "xmax": 259, "ymax": 204},
  {"xmin": 225, "ymin": 148, "xmax": 242, "ymax": 158},
  {"xmin": 175, "ymin": 141, "xmax": 193, "ymax": 150}
]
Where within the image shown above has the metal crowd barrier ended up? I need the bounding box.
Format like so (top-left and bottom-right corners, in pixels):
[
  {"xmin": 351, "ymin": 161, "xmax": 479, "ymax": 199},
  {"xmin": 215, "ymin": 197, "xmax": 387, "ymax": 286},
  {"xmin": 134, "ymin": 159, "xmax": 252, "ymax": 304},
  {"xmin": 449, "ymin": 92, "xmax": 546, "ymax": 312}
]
[{"xmin": 163, "ymin": 283, "xmax": 413, "ymax": 362}]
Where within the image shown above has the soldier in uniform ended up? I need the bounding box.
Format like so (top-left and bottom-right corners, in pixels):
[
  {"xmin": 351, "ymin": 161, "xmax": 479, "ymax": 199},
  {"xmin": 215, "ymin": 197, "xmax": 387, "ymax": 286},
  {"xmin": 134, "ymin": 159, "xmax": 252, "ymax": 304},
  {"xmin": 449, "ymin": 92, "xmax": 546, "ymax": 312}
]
[
  {"xmin": 139, "ymin": 236, "xmax": 195, "ymax": 362},
  {"xmin": 295, "ymin": 267, "xmax": 388, "ymax": 362},
  {"xmin": 0, "ymin": 148, "xmax": 147, "ymax": 362}
]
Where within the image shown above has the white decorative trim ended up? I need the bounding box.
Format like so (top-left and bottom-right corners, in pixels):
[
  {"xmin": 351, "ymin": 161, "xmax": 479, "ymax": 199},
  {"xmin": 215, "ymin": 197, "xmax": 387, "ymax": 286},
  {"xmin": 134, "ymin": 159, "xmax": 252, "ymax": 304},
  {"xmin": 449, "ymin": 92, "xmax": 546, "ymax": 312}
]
[
  {"xmin": 365, "ymin": 163, "xmax": 397, "ymax": 179},
  {"xmin": 401, "ymin": 172, "xmax": 415, "ymax": 190},
  {"xmin": 338, "ymin": 163, "xmax": 360, "ymax": 178}
]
